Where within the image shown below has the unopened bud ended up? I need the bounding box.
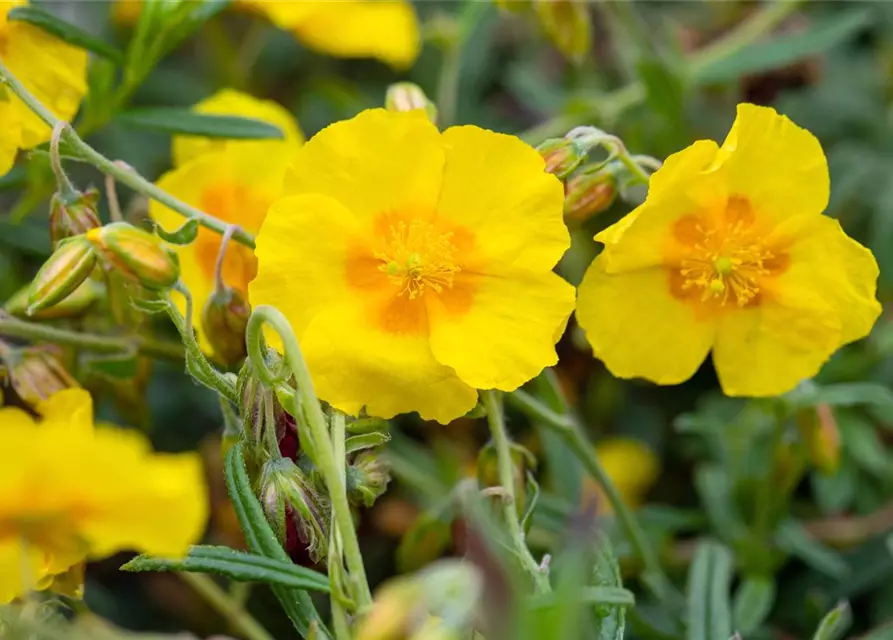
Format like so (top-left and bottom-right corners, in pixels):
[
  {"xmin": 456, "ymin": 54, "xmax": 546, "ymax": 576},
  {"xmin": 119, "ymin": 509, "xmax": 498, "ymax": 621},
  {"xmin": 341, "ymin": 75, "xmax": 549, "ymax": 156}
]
[
  {"xmin": 563, "ymin": 163, "xmax": 617, "ymax": 223},
  {"xmin": 535, "ymin": 0, "xmax": 591, "ymax": 64},
  {"xmin": 86, "ymin": 222, "xmax": 179, "ymax": 291},
  {"xmin": 202, "ymin": 287, "xmax": 250, "ymax": 367},
  {"xmin": 537, "ymin": 137, "xmax": 586, "ymax": 179},
  {"xmin": 49, "ymin": 188, "xmax": 101, "ymax": 248},
  {"xmin": 27, "ymin": 236, "xmax": 97, "ymax": 316},
  {"xmin": 237, "ymin": 356, "xmax": 289, "ymax": 452},
  {"xmin": 798, "ymin": 403, "xmax": 841, "ymax": 475},
  {"xmin": 6, "ymin": 347, "xmax": 78, "ymax": 409},
  {"xmin": 260, "ymin": 458, "xmax": 330, "ymax": 562},
  {"xmin": 6, "ymin": 278, "xmax": 102, "ymax": 320},
  {"xmin": 348, "ymin": 450, "xmax": 391, "ymax": 508},
  {"xmin": 385, "ymin": 83, "xmax": 438, "ymax": 124}
]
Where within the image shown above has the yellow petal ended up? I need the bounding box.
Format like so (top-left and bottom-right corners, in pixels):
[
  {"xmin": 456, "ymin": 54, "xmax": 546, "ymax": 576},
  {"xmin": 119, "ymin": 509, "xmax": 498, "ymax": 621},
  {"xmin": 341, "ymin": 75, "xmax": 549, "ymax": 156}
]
[
  {"xmin": 284, "ymin": 109, "xmax": 443, "ymax": 220},
  {"xmin": 436, "ymin": 125, "xmax": 569, "ymax": 272},
  {"xmin": 0, "ymin": 539, "xmax": 44, "ymax": 604},
  {"xmin": 36, "ymin": 387, "xmax": 93, "ymax": 434},
  {"xmin": 0, "ymin": 406, "xmax": 37, "ymax": 429},
  {"xmin": 427, "ymin": 268, "xmax": 575, "ymax": 390},
  {"xmin": 576, "ymin": 259, "xmax": 715, "ymax": 385},
  {"xmin": 3, "ymin": 21, "xmax": 87, "ymax": 148},
  {"xmin": 713, "ymin": 103, "xmax": 829, "ymax": 222},
  {"xmin": 250, "ymin": 194, "xmax": 362, "ymax": 339},
  {"xmin": 257, "ymin": 0, "xmax": 421, "ymax": 69},
  {"xmin": 300, "ymin": 302, "xmax": 478, "ymax": 423},
  {"xmin": 595, "ymin": 139, "xmax": 724, "ymax": 274},
  {"xmin": 172, "ymin": 88, "xmax": 303, "ymax": 167},
  {"xmin": 0, "ymin": 101, "xmax": 21, "ymax": 177}
]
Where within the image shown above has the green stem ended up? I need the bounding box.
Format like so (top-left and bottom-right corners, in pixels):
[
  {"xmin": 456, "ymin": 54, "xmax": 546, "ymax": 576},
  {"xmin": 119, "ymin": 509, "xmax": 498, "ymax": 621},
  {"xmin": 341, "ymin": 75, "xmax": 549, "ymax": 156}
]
[
  {"xmin": 329, "ymin": 410, "xmax": 354, "ymax": 639},
  {"xmin": 521, "ymin": 0, "xmax": 804, "ymax": 144},
  {"xmin": 181, "ymin": 573, "xmax": 275, "ymax": 640},
  {"xmin": 435, "ymin": 1, "xmax": 490, "ymax": 127},
  {"xmin": 0, "ymin": 314, "xmax": 183, "ymax": 360},
  {"xmin": 482, "ymin": 390, "xmax": 551, "ymax": 594},
  {"xmin": 0, "ymin": 58, "xmax": 255, "ymax": 250},
  {"xmin": 508, "ymin": 389, "xmax": 674, "ymax": 602},
  {"xmin": 247, "ymin": 306, "xmax": 373, "ymax": 608}
]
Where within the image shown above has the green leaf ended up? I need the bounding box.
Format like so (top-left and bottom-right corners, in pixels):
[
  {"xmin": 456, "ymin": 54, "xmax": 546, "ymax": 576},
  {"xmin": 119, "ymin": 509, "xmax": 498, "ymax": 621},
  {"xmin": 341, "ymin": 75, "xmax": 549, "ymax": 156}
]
[
  {"xmin": 693, "ymin": 9, "xmax": 872, "ymax": 84},
  {"xmin": 694, "ymin": 465, "xmax": 748, "ymax": 542},
  {"xmin": 637, "ymin": 56, "xmax": 687, "ymax": 134},
  {"xmin": 732, "ymin": 576, "xmax": 776, "ymax": 636},
  {"xmin": 686, "ymin": 540, "xmax": 734, "ymax": 640},
  {"xmin": 839, "ymin": 413, "xmax": 889, "ymax": 476},
  {"xmin": 776, "ymin": 520, "xmax": 849, "ymax": 579},
  {"xmin": 345, "ymin": 431, "xmax": 390, "ymax": 454},
  {"xmin": 7, "ymin": 5, "xmax": 125, "ymax": 63},
  {"xmin": 116, "ymin": 109, "xmax": 285, "ymax": 140},
  {"xmin": 122, "ymin": 545, "xmax": 330, "ymax": 592},
  {"xmin": 225, "ymin": 444, "xmax": 330, "ymax": 638},
  {"xmin": 811, "ymin": 601, "xmax": 852, "ymax": 640},
  {"xmin": 591, "ymin": 533, "xmax": 627, "ymax": 640},
  {"xmin": 154, "ymin": 218, "xmax": 199, "ymax": 245},
  {"xmin": 83, "ymin": 351, "xmax": 140, "ymax": 380},
  {"xmin": 789, "ymin": 381, "xmax": 893, "ymax": 414}
]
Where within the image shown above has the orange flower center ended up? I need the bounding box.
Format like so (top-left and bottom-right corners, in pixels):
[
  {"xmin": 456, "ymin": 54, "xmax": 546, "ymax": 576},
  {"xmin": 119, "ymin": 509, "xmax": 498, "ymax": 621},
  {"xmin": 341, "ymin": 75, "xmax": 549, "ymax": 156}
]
[
  {"xmin": 196, "ymin": 183, "xmax": 270, "ymax": 293},
  {"xmin": 373, "ymin": 220, "xmax": 460, "ymax": 300},
  {"xmin": 668, "ymin": 196, "xmax": 789, "ymax": 310}
]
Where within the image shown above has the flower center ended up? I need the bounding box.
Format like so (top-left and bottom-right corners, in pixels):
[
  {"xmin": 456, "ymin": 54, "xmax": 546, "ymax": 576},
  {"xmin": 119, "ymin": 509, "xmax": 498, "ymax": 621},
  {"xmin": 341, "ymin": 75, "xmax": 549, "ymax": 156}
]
[
  {"xmin": 374, "ymin": 220, "xmax": 460, "ymax": 299},
  {"xmin": 669, "ymin": 196, "xmax": 789, "ymax": 309}
]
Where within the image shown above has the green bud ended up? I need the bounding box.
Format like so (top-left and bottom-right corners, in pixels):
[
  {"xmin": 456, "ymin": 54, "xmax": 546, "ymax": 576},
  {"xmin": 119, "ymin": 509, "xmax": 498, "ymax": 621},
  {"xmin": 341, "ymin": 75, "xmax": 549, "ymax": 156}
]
[
  {"xmin": 563, "ymin": 163, "xmax": 617, "ymax": 223},
  {"xmin": 202, "ymin": 286, "xmax": 251, "ymax": 367},
  {"xmin": 536, "ymin": 137, "xmax": 586, "ymax": 179},
  {"xmin": 535, "ymin": 0, "xmax": 591, "ymax": 64},
  {"xmin": 49, "ymin": 188, "xmax": 101, "ymax": 249},
  {"xmin": 87, "ymin": 222, "xmax": 179, "ymax": 291},
  {"xmin": 5, "ymin": 278, "xmax": 102, "ymax": 320},
  {"xmin": 348, "ymin": 450, "xmax": 391, "ymax": 508},
  {"xmin": 27, "ymin": 236, "xmax": 97, "ymax": 316},
  {"xmin": 5, "ymin": 347, "xmax": 78, "ymax": 409},
  {"xmin": 260, "ymin": 458, "xmax": 330, "ymax": 562},
  {"xmin": 385, "ymin": 82, "xmax": 438, "ymax": 124}
]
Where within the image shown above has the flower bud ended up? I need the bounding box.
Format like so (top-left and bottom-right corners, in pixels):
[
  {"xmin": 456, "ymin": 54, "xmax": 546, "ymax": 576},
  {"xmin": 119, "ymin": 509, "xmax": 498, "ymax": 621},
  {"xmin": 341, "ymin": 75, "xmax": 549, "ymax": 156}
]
[
  {"xmin": 27, "ymin": 236, "xmax": 97, "ymax": 316},
  {"xmin": 260, "ymin": 458, "xmax": 330, "ymax": 562},
  {"xmin": 563, "ymin": 163, "xmax": 617, "ymax": 223},
  {"xmin": 5, "ymin": 278, "xmax": 102, "ymax": 320},
  {"xmin": 49, "ymin": 188, "xmax": 101, "ymax": 248},
  {"xmin": 797, "ymin": 403, "xmax": 841, "ymax": 475},
  {"xmin": 236, "ymin": 356, "xmax": 289, "ymax": 452},
  {"xmin": 536, "ymin": 137, "xmax": 586, "ymax": 179},
  {"xmin": 385, "ymin": 83, "xmax": 438, "ymax": 124},
  {"xmin": 86, "ymin": 222, "xmax": 180, "ymax": 291},
  {"xmin": 202, "ymin": 286, "xmax": 251, "ymax": 367},
  {"xmin": 5, "ymin": 347, "xmax": 78, "ymax": 409},
  {"xmin": 535, "ymin": 0, "xmax": 591, "ymax": 64},
  {"xmin": 348, "ymin": 450, "xmax": 391, "ymax": 508}
]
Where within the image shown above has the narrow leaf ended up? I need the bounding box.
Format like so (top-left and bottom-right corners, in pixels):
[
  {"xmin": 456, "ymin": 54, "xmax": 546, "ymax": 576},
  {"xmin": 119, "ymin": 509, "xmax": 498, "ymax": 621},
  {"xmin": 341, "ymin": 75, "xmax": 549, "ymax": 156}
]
[
  {"xmin": 686, "ymin": 540, "xmax": 734, "ymax": 640},
  {"xmin": 811, "ymin": 601, "xmax": 852, "ymax": 640},
  {"xmin": 122, "ymin": 545, "xmax": 330, "ymax": 592},
  {"xmin": 591, "ymin": 533, "xmax": 628, "ymax": 640},
  {"xmin": 8, "ymin": 5, "xmax": 124, "ymax": 63},
  {"xmin": 116, "ymin": 109, "xmax": 284, "ymax": 140},
  {"xmin": 776, "ymin": 520, "xmax": 849, "ymax": 579},
  {"xmin": 154, "ymin": 218, "xmax": 199, "ymax": 245},
  {"xmin": 225, "ymin": 444, "xmax": 330, "ymax": 638},
  {"xmin": 732, "ymin": 576, "xmax": 776, "ymax": 636},
  {"xmin": 345, "ymin": 431, "xmax": 390, "ymax": 454},
  {"xmin": 694, "ymin": 9, "xmax": 871, "ymax": 84}
]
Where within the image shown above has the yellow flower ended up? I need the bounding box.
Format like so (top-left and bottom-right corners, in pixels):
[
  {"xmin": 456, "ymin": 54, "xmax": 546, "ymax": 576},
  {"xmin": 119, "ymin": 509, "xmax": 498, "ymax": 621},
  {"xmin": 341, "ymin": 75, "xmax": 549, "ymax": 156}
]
[
  {"xmin": 249, "ymin": 109, "xmax": 575, "ymax": 423},
  {"xmin": 113, "ymin": 0, "xmax": 420, "ymax": 68},
  {"xmin": 576, "ymin": 104, "xmax": 881, "ymax": 396},
  {"xmin": 0, "ymin": 0, "xmax": 88, "ymax": 176},
  {"xmin": 240, "ymin": 0, "xmax": 420, "ymax": 69},
  {"xmin": 581, "ymin": 438, "xmax": 660, "ymax": 513},
  {"xmin": 0, "ymin": 389, "xmax": 207, "ymax": 603},
  {"xmin": 172, "ymin": 88, "xmax": 304, "ymax": 167},
  {"xmin": 151, "ymin": 90, "xmax": 302, "ymax": 352}
]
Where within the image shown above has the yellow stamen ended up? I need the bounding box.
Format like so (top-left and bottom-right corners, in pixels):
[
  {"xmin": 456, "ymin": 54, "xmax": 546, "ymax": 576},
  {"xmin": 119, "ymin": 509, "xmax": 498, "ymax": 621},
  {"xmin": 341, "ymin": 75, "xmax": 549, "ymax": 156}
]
[{"xmin": 375, "ymin": 220, "xmax": 460, "ymax": 299}]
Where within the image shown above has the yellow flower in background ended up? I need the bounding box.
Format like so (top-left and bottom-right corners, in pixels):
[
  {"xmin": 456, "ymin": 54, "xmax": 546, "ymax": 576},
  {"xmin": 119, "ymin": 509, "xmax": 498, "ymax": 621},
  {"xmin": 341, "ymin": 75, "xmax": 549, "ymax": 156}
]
[
  {"xmin": 152, "ymin": 90, "xmax": 301, "ymax": 352},
  {"xmin": 0, "ymin": 389, "xmax": 207, "ymax": 603},
  {"xmin": 241, "ymin": 0, "xmax": 420, "ymax": 69},
  {"xmin": 249, "ymin": 109, "xmax": 575, "ymax": 423},
  {"xmin": 576, "ymin": 104, "xmax": 881, "ymax": 396},
  {"xmin": 113, "ymin": 0, "xmax": 420, "ymax": 69},
  {"xmin": 581, "ymin": 438, "xmax": 660, "ymax": 513},
  {"xmin": 172, "ymin": 88, "xmax": 304, "ymax": 167},
  {"xmin": 0, "ymin": 0, "xmax": 88, "ymax": 176}
]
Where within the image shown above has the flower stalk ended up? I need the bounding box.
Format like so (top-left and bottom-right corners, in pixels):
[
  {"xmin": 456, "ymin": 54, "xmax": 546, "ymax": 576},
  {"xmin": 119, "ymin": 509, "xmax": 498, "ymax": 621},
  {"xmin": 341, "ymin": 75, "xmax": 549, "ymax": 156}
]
[{"xmin": 482, "ymin": 389, "xmax": 551, "ymax": 595}]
